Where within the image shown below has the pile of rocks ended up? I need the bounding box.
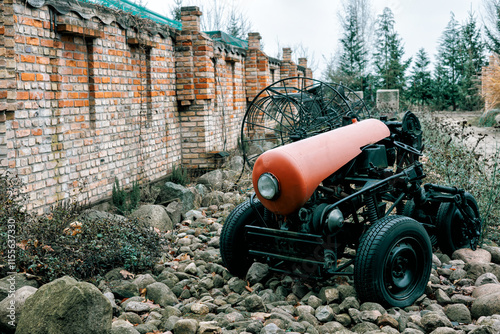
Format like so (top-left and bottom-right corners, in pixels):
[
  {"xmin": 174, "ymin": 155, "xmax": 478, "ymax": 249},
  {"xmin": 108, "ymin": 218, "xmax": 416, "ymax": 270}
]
[{"xmin": 2, "ymin": 160, "xmax": 500, "ymax": 333}]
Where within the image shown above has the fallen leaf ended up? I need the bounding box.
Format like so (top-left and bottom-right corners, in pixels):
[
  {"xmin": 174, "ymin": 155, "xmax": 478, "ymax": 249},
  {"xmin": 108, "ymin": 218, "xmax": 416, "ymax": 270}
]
[
  {"xmin": 17, "ymin": 240, "xmax": 29, "ymax": 250},
  {"xmin": 120, "ymin": 269, "xmax": 135, "ymax": 279},
  {"xmin": 42, "ymin": 245, "xmax": 54, "ymax": 252},
  {"xmin": 245, "ymin": 286, "xmax": 253, "ymax": 292}
]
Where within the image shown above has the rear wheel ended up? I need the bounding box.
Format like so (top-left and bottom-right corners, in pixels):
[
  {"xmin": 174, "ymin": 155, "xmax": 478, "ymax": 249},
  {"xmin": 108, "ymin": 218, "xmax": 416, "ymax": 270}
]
[
  {"xmin": 436, "ymin": 192, "xmax": 481, "ymax": 256},
  {"xmin": 354, "ymin": 215, "xmax": 432, "ymax": 307},
  {"xmin": 220, "ymin": 200, "xmax": 264, "ymax": 277}
]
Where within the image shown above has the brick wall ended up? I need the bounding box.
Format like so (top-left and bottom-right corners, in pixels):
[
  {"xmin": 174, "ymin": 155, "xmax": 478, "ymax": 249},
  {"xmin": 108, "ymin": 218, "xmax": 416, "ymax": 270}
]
[{"xmin": 1, "ymin": 0, "xmax": 313, "ymax": 213}]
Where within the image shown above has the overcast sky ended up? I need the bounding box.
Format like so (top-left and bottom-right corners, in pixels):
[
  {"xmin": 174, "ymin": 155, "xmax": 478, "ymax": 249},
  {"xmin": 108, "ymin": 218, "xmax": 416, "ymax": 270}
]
[{"xmin": 144, "ymin": 0, "xmax": 487, "ymax": 78}]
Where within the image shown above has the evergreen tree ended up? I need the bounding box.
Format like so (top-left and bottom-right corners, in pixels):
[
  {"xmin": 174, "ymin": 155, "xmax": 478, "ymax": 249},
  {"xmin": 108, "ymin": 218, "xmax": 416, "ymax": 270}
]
[
  {"xmin": 225, "ymin": 5, "xmax": 252, "ymax": 39},
  {"xmin": 337, "ymin": 2, "xmax": 368, "ymax": 90},
  {"xmin": 458, "ymin": 12, "xmax": 485, "ymax": 110},
  {"xmin": 169, "ymin": 0, "xmax": 183, "ymax": 21},
  {"xmin": 373, "ymin": 7, "xmax": 411, "ymax": 91},
  {"xmin": 408, "ymin": 48, "xmax": 433, "ymax": 108},
  {"xmin": 433, "ymin": 13, "xmax": 462, "ymax": 111}
]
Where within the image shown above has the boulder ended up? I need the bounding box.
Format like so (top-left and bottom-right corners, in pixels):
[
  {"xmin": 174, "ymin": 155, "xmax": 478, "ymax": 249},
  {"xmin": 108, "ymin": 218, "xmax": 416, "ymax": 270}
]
[
  {"xmin": 165, "ymin": 201, "xmax": 183, "ymax": 225},
  {"xmin": 16, "ymin": 276, "xmax": 112, "ymax": 334},
  {"xmin": 0, "ymin": 286, "xmax": 37, "ymax": 333},
  {"xmin": 420, "ymin": 312, "xmax": 452, "ymax": 332},
  {"xmin": 445, "ymin": 303, "xmax": 472, "ymax": 323},
  {"xmin": 145, "ymin": 282, "xmax": 178, "ymax": 307},
  {"xmin": 79, "ymin": 209, "xmax": 127, "ymax": 223},
  {"xmin": 129, "ymin": 205, "xmax": 172, "ymax": 231},
  {"xmin": 0, "ymin": 274, "xmax": 38, "ymax": 301},
  {"xmin": 472, "ymin": 283, "xmax": 500, "ymax": 298},
  {"xmin": 452, "ymin": 248, "xmax": 491, "ymax": 264},
  {"xmin": 471, "ymin": 292, "xmax": 500, "ymax": 318},
  {"xmin": 197, "ymin": 170, "xmax": 237, "ymax": 191},
  {"xmin": 201, "ymin": 191, "xmax": 225, "ymax": 207},
  {"xmin": 246, "ymin": 262, "xmax": 269, "ymax": 285},
  {"xmin": 157, "ymin": 182, "xmax": 196, "ymax": 213},
  {"xmin": 485, "ymin": 246, "xmax": 500, "ymax": 264},
  {"xmin": 173, "ymin": 318, "xmax": 198, "ymax": 334},
  {"xmin": 475, "ymin": 273, "xmax": 499, "ymax": 286}
]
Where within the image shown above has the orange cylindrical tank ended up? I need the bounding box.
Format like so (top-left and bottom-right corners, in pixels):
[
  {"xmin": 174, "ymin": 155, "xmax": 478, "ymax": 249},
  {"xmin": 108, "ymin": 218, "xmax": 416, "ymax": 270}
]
[{"xmin": 252, "ymin": 119, "xmax": 390, "ymax": 215}]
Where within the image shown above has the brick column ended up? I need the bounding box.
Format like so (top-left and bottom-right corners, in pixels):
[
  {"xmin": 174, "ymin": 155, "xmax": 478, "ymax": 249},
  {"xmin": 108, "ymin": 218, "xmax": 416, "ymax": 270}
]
[
  {"xmin": 175, "ymin": 6, "xmax": 216, "ymax": 168},
  {"xmin": 280, "ymin": 47, "xmax": 298, "ymax": 87},
  {"xmin": 298, "ymin": 57, "xmax": 313, "ymax": 84},
  {"xmin": 245, "ymin": 32, "xmax": 270, "ymax": 102}
]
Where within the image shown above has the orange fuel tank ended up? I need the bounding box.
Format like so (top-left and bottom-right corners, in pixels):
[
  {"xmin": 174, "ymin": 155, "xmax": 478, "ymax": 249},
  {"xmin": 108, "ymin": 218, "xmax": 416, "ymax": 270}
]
[{"xmin": 252, "ymin": 119, "xmax": 391, "ymax": 215}]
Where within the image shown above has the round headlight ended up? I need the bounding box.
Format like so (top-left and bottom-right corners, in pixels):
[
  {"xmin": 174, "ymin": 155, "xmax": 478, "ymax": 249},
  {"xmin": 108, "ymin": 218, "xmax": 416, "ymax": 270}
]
[{"xmin": 257, "ymin": 173, "xmax": 280, "ymax": 200}]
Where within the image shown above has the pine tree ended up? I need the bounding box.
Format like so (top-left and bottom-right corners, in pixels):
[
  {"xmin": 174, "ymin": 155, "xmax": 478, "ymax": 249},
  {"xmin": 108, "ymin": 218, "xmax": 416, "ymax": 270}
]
[
  {"xmin": 169, "ymin": 0, "xmax": 183, "ymax": 21},
  {"xmin": 459, "ymin": 12, "xmax": 485, "ymax": 110},
  {"xmin": 337, "ymin": 2, "xmax": 368, "ymax": 90},
  {"xmin": 373, "ymin": 7, "xmax": 411, "ymax": 91},
  {"xmin": 433, "ymin": 13, "xmax": 462, "ymax": 111},
  {"xmin": 408, "ymin": 48, "xmax": 433, "ymax": 108},
  {"xmin": 484, "ymin": 0, "xmax": 500, "ymax": 54}
]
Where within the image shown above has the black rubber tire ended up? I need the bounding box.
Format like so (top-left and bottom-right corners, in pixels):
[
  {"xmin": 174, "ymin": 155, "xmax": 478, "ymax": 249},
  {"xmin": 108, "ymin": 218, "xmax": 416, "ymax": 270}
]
[
  {"xmin": 354, "ymin": 215, "xmax": 432, "ymax": 307},
  {"xmin": 220, "ymin": 200, "xmax": 264, "ymax": 277},
  {"xmin": 436, "ymin": 192, "xmax": 481, "ymax": 256}
]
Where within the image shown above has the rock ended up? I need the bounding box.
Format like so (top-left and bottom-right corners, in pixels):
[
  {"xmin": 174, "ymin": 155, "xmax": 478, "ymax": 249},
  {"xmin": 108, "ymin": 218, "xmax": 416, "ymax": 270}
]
[
  {"xmin": 360, "ymin": 302, "xmax": 386, "ymax": 314},
  {"xmin": 157, "ymin": 182, "xmax": 196, "ymax": 213},
  {"xmin": 185, "ymin": 209, "xmax": 204, "ymax": 220},
  {"xmin": 223, "ymin": 156, "xmax": 244, "ymax": 172},
  {"xmin": 485, "ymin": 246, "xmax": 500, "ymax": 264},
  {"xmin": 475, "ymin": 273, "xmax": 499, "ymax": 286},
  {"xmin": 111, "ymin": 319, "xmax": 140, "ymax": 334},
  {"xmin": 435, "ymin": 289, "xmax": 452, "ymax": 304},
  {"xmin": 197, "ymin": 170, "xmax": 237, "ymax": 191},
  {"xmin": 246, "ymin": 262, "xmax": 269, "ymax": 285},
  {"xmin": 228, "ymin": 277, "xmax": 247, "ymax": 293},
  {"xmin": 361, "ymin": 310, "xmax": 382, "ymax": 322},
  {"xmin": 198, "ymin": 321, "xmax": 222, "ymax": 334},
  {"xmin": 315, "ymin": 305, "xmax": 334, "ymax": 322},
  {"xmin": 110, "ymin": 280, "xmax": 139, "ymax": 298},
  {"xmin": 351, "ymin": 321, "xmax": 379, "ymax": 333},
  {"xmin": 165, "ymin": 201, "xmax": 183, "ymax": 225},
  {"xmin": 191, "ymin": 303, "xmax": 210, "ymax": 315},
  {"xmin": 0, "ymin": 274, "xmax": 38, "ymax": 300},
  {"xmin": 173, "ymin": 318, "xmax": 198, "ymax": 334},
  {"xmin": 429, "ymin": 328, "xmax": 460, "ymax": 334},
  {"xmin": 201, "ymin": 191, "xmax": 225, "ymax": 207},
  {"xmin": 125, "ymin": 301, "xmax": 151, "ymax": 313},
  {"xmin": 377, "ymin": 314, "xmax": 399, "ymax": 329},
  {"xmin": 244, "ymin": 294, "xmax": 264, "ymax": 311},
  {"xmin": 0, "ymin": 286, "xmax": 37, "ymax": 332},
  {"xmin": 471, "ymin": 292, "xmax": 500, "ymax": 318},
  {"xmin": 307, "ymin": 295, "xmax": 323, "ymax": 309},
  {"xmin": 472, "ymin": 283, "xmax": 500, "ymax": 298},
  {"xmin": 16, "ymin": 276, "xmax": 112, "ymax": 334},
  {"xmin": 118, "ymin": 312, "xmax": 143, "ymax": 325},
  {"xmin": 340, "ymin": 296, "xmax": 360, "ymax": 312},
  {"xmin": 260, "ymin": 323, "xmax": 285, "ymax": 334},
  {"xmin": 445, "ymin": 303, "xmax": 471, "ymax": 323},
  {"xmin": 420, "ymin": 312, "xmax": 453, "ymax": 332},
  {"xmin": 130, "ymin": 204, "xmax": 172, "ymax": 231},
  {"xmin": 432, "ymin": 254, "xmax": 442, "ymax": 267},
  {"xmin": 184, "ymin": 262, "xmax": 198, "ymax": 275},
  {"xmin": 145, "ymin": 282, "xmax": 178, "ymax": 307},
  {"xmin": 453, "ymin": 248, "xmax": 491, "ymax": 264},
  {"xmin": 319, "ymin": 286, "xmax": 340, "ymax": 304},
  {"xmin": 132, "ymin": 274, "xmax": 157, "ymax": 290},
  {"xmin": 466, "ymin": 262, "xmax": 491, "ymax": 281}
]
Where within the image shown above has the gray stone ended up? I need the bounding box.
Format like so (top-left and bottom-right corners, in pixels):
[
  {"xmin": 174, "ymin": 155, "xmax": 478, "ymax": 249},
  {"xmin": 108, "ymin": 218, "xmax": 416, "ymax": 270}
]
[
  {"xmin": 79, "ymin": 209, "xmax": 127, "ymax": 223},
  {"xmin": 351, "ymin": 321, "xmax": 380, "ymax": 333},
  {"xmin": 361, "ymin": 310, "xmax": 382, "ymax": 322},
  {"xmin": 173, "ymin": 318, "xmax": 198, "ymax": 334},
  {"xmin": 429, "ymin": 328, "xmax": 460, "ymax": 334},
  {"xmin": 340, "ymin": 296, "xmax": 360, "ymax": 312},
  {"xmin": 307, "ymin": 295, "xmax": 323, "ymax": 309},
  {"xmin": 125, "ymin": 301, "xmax": 151, "ymax": 313},
  {"xmin": 318, "ymin": 321, "xmax": 347, "ymax": 333},
  {"xmin": 198, "ymin": 321, "xmax": 222, "ymax": 334},
  {"xmin": 184, "ymin": 262, "xmax": 198, "ymax": 275},
  {"xmin": 475, "ymin": 273, "xmax": 499, "ymax": 286},
  {"xmin": 466, "ymin": 262, "xmax": 491, "ymax": 281},
  {"xmin": 420, "ymin": 312, "xmax": 452, "ymax": 332},
  {"xmin": 191, "ymin": 302, "xmax": 210, "ymax": 315},
  {"xmin": 445, "ymin": 303, "xmax": 471, "ymax": 323},
  {"xmin": 223, "ymin": 156, "xmax": 244, "ymax": 172},
  {"xmin": 118, "ymin": 312, "xmax": 143, "ymax": 325},
  {"xmin": 260, "ymin": 323, "xmax": 285, "ymax": 334},
  {"xmin": 472, "ymin": 283, "xmax": 500, "ymax": 298},
  {"xmin": 165, "ymin": 201, "xmax": 183, "ymax": 224},
  {"xmin": 485, "ymin": 246, "xmax": 500, "ymax": 264},
  {"xmin": 360, "ymin": 302, "xmax": 386, "ymax": 314},
  {"xmin": 110, "ymin": 280, "xmax": 140, "ymax": 298},
  {"xmin": 111, "ymin": 319, "xmax": 140, "ymax": 334},
  {"xmin": 246, "ymin": 262, "xmax": 269, "ymax": 285},
  {"xmin": 228, "ymin": 277, "xmax": 247, "ymax": 293},
  {"xmin": 132, "ymin": 274, "xmax": 157, "ymax": 290},
  {"xmin": 377, "ymin": 313, "xmax": 399, "ymax": 329},
  {"xmin": 319, "ymin": 286, "xmax": 340, "ymax": 304},
  {"xmin": 449, "ymin": 268, "xmax": 467, "ymax": 281},
  {"xmin": 244, "ymin": 294, "xmax": 264, "ymax": 311},
  {"xmin": 335, "ymin": 313, "xmax": 352, "ymax": 327},
  {"xmin": 453, "ymin": 248, "xmax": 491, "ymax": 264},
  {"xmin": 0, "ymin": 274, "xmax": 38, "ymax": 301},
  {"xmin": 201, "ymin": 191, "xmax": 225, "ymax": 207},
  {"xmin": 145, "ymin": 282, "xmax": 178, "ymax": 307},
  {"xmin": 435, "ymin": 289, "xmax": 452, "ymax": 304},
  {"xmin": 158, "ymin": 182, "xmax": 196, "ymax": 213},
  {"xmin": 315, "ymin": 305, "xmax": 334, "ymax": 322},
  {"xmin": 471, "ymin": 292, "xmax": 500, "ymax": 318},
  {"xmin": 130, "ymin": 204, "xmax": 172, "ymax": 231},
  {"xmin": 337, "ymin": 284, "xmax": 357, "ymax": 300},
  {"xmin": 295, "ymin": 305, "xmax": 315, "ymax": 317},
  {"xmin": 198, "ymin": 170, "xmax": 237, "ymax": 191},
  {"xmin": 16, "ymin": 276, "xmax": 112, "ymax": 334},
  {"xmin": 0, "ymin": 286, "xmax": 37, "ymax": 332}
]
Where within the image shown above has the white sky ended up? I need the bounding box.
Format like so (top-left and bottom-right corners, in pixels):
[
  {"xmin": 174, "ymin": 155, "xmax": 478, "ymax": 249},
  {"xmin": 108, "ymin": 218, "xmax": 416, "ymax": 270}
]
[{"xmin": 144, "ymin": 0, "xmax": 487, "ymax": 78}]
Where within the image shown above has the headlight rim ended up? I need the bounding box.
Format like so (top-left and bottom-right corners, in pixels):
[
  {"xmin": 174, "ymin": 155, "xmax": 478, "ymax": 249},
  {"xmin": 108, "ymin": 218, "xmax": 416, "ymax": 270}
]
[{"xmin": 257, "ymin": 172, "xmax": 280, "ymax": 200}]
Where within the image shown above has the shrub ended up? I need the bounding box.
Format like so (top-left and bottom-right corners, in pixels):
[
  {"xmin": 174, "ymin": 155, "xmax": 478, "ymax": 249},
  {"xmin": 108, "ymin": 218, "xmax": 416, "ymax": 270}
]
[
  {"xmin": 0, "ymin": 173, "xmax": 162, "ymax": 284},
  {"xmin": 478, "ymin": 109, "xmax": 500, "ymax": 127},
  {"xmin": 166, "ymin": 165, "xmax": 189, "ymax": 186},
  {"xmin": 419, "ymin": 113, "xmax": 500, "ymax": 244},
  {"xmin": 112, "ymin": 177, "xmax": 140, "ymax": 214}
]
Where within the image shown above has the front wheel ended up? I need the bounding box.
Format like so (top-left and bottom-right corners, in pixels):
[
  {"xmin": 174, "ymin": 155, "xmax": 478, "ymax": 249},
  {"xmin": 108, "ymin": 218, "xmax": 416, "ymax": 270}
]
[
  {"xmin": 220, "ymin": 200, "xmax": 264, "ymax": 277},
  {"xmin": 354, "ymin": 215, "xmax": 432, "ymax": 307}
]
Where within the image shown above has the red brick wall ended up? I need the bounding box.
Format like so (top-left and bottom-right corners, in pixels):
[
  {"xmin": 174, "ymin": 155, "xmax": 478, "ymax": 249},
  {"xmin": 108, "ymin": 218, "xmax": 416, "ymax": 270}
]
[{"xmin": 1, "ymin": 1, "xmax": 313, "ymax": 213}]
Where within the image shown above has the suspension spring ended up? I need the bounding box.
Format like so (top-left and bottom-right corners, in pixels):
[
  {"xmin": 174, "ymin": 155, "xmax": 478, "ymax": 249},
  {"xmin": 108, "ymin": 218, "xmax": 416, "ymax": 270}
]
[{"xmin": 366, "ymin": 196, "xmax": 379, "ymax": 223}]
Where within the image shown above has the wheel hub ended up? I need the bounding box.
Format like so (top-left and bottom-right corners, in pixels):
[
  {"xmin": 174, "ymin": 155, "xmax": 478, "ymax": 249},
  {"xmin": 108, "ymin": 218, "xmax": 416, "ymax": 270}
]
[{"xmin": 388, "ymin": 242, "xmax": 417, "ymax": 289}]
